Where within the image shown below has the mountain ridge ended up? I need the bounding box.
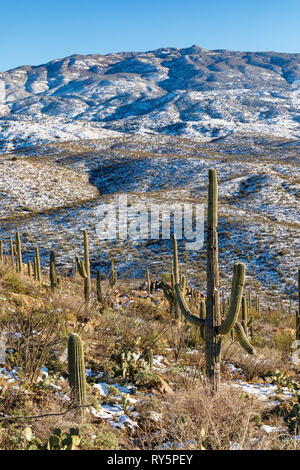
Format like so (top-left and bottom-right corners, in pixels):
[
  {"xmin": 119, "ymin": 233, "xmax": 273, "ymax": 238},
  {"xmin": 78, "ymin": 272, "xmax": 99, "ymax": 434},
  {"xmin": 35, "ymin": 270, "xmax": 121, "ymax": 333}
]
[{"xmin": 0, "ymin": 45, "xmax": 300, "ymax": 151}]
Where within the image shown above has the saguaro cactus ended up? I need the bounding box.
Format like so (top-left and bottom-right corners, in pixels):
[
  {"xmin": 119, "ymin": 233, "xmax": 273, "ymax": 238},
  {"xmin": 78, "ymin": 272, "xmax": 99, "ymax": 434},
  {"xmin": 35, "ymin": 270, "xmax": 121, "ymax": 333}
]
[
  {"xmin": 49, "ymin": 251, "xmax": 57, "ymax": 290},
  {"xmin": 297, "ymin": 268, "xmax": 300, "ymax": 341},
  {"xmin": 255, "ymin": 294, "xmax": 260, "ymax": 315},
  {"xmin": 0, "ymin": 240, "xmax": 3, "ymax": 264},
  {"xmin": 68, "ymin": 333, "xmax": 87, "ymax": 417},
  {"xmin": 27, "ymin": 260, "xmax": 33, "ymax": 278},
  {"xmin": 33, "ymin": 257, "xmax": 37, "ymax": 280},
  {"xmin": 9, "ymin": 235, "xmax": 15, "ymax": 269},
  {"xmin": 161, "ymin": 236, "xmax": 181, "ymax": 320},
  {"xmin": 83, "ymin": 230, "xmax": 91, "ymax": 301},
  {"xmin": 146, "ymin": 268, "xmax": 151, "ymax": 297},
  {"xmin": 175, "ymin": 169, "xmax": 254, "ymax": 392},
  {"xmin": 109, "ymin": 259, "xmax": 117, "ymax": 289},
  {"xmin": 15, "ymin": 232, "xmax": 23, "ymax": 274},
  {"xmin": 35, "ymin": 246, "xmax": 41, "ymax": 283},
  {"xmin": 76, "ymin": 231, "xmax": 91, "ymax": 302}
]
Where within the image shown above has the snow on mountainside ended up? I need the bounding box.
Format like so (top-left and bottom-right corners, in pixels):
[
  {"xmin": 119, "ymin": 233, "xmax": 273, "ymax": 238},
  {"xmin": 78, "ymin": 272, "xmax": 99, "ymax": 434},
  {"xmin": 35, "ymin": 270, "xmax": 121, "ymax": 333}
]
[
  {"xmin": 0, "ymin": 47, "xmax": 299, "ymax": 298},
  {"xmin": 0, "ymin": 45, "xmax": 300, "ymax": 149}
]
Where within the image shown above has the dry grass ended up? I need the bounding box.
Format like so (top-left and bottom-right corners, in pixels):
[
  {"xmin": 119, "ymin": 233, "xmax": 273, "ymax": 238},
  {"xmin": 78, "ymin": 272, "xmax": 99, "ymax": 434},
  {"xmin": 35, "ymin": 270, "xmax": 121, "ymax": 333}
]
[
  {"xmin": 0, "ymin": 260, "xmax": 299, "ymax": 450},
  {"xmin": 134, "ymin": 381, "xmax": 259, "ymax": 450}
]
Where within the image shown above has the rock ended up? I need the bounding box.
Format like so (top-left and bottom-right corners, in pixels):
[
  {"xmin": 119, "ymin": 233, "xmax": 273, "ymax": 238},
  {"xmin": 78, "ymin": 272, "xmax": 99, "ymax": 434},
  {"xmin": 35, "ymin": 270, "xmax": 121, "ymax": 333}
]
[
  {"xmin": 8, "ymin": 293, "xmax": 44, "ymax": 314},
  {"xmin": 154, "ymin": 373, "xmax": 174, "ymax": 395}
]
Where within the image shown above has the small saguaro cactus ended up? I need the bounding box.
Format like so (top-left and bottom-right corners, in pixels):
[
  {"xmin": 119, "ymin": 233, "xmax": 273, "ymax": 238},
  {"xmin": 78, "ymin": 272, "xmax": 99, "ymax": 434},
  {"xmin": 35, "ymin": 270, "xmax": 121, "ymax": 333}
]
[
  {"xmin": 68, "ymin": 333, "xmax": 87, "ymax": 418},
  {"xmin": 175, "ymin": 169, "xmax": 255, "ymax": 392},
  {"xmin": 255, "ymin": 294, "xmax": 260, "ymax": 315},
  {"xmin": 15, "ymin": 232, "xmax": 23, "ymax": 274},
  {"xmin": 297, "ymin": 268, "xmax": 300, "ymax": 341},
  {"xmin": 146, "ymin": 268, "xmax": 151, "ymax": 297},
  {"xmin": 49, "ymin": 251, "xmax": 57, "ymax": 290},
  {"xmin": 76, "ymin": 230, "xmax": 91, "ymax": 302},
  {"xmin": 108, "ymin": 259, "xmax": 117, "ymax": 289},
  {"xmin": 0, "ymin": 240, "xmax": 3, "ymax": 264},
  {"xmin": 161, "ymin": 236, "xmax": 181, "ymax": 320},
  {"xmin": 27, "ymin": 260, "xmax": 33, "ymax": 278},
  {"xmin": 9, "ymin": 235, "xmax": 15, "ymax": 269},
  {"xmin": 33, "ymin": 257, "xmax": 37, "ymax": 280},
  {"xmin": 83, "ymin": 230, "xmax": 91, "ymax": 302},
  {"xmin": 34, "ymin": 246, "xmax": 41, "ymax": 283}
]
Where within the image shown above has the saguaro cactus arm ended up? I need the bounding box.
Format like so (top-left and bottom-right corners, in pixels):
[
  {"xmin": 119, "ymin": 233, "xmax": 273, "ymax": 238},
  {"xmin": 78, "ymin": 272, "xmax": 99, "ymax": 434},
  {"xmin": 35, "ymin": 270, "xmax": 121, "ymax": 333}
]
[
  {"xmin": 174, "ymin": 284, "xmax": 205, "ymax": 327},
  {"xmin": 218, "ymin": 263, "xmax": 245, "ymax": 335},
  {"xmin": 76, "ymin": 256, "xmax": 87, "ymax": 278},
  {"xmin": 234, "ymin": 321, "xmax": 255, "ymax": 354}
]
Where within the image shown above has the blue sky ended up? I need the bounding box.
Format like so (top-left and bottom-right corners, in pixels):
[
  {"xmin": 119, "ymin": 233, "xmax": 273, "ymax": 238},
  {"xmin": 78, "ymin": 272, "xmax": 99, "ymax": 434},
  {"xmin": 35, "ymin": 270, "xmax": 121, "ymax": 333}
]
[{"xmin": 1, "ymin": 0, "xmax": 299, "ymax": 71}]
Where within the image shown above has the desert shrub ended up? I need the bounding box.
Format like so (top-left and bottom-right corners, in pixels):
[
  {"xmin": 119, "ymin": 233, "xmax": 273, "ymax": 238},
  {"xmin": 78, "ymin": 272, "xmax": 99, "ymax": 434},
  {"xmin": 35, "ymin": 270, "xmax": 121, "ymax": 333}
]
[
  {"xmin": 0, "ymin": 307, "xmax": 69, "ymax": 385},
  {"xmin": 271, "ymin": 330, "xmax": 294, "ymax": 354},
  {"xmin": 233, "ymin": 348, "xmax": 286, "ymax": 381},
  {"xmin": 2, "ymin": 272, "xmax": 26, "ymax": 294},
  {"xmin": 134, "ymin": 382, "xmax": 257, "ymax": 450},
  {"xmin": 80, "ymin": 423, "xmax": 121, "ymax": 450}
]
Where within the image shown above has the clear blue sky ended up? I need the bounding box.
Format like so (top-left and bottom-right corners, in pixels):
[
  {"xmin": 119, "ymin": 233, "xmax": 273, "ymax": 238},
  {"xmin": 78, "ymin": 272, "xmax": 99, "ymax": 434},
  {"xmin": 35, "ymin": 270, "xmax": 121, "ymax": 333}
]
[{"xmin": 1, "ymin": 0, "xmax": 299, "ymax": 71}]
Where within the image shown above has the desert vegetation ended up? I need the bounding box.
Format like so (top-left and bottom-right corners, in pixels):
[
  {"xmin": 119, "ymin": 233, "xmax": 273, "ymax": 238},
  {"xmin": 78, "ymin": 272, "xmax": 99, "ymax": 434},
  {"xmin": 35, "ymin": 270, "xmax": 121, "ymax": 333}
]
[{"xmin": 0, "ymin": 169, "xmax": 299, "ymax": 451}]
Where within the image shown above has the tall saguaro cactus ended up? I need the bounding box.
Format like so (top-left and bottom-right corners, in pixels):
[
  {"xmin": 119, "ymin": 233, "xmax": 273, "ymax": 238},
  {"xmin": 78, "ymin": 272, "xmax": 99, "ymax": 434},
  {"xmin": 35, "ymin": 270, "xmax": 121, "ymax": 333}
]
[
  {"xmin": 68, "ymin": 333, "xmax": 87, "ymax": 417},
  {"xmin": 205, "ymin": 168, "xmax": 221, "ymax": 388},
  {"xmin": 9, "ymin": 235, "xmax": 15, "ymax": 269},
  {"xmin": 297, "ymin": 268, "xmax": 300, "ymax": 341},
  {"xmin": 27, "ymin": 260, "xmax": 33, "ymax": 278},
  {"xmin": 35, "ymin": 246, "xmax": 41, "ymax": 283},
  {"xmin": 108, "ymin": 259, "xmax": 117, "ymax": 289},
  {"xmin": 175, "ymin": 169, "xmax": 254, "ymax": 392},
  {"xmin": 161, "ymin": 236, "xmax": 182, "ymax": 320},
  {"xmin": 49, "ymin": 250, "xmax": 57, "ymax": 290},
  {"xmin": 76, "ymin": 231, "xmax": 91, "ymax": 302},
  {"xmin": 15, "ymin": 232, "xmax": 23, "ymax": 274},
  {"xmin": 83, "ymin": 230, "xmax": 91, "ymax": 302}
]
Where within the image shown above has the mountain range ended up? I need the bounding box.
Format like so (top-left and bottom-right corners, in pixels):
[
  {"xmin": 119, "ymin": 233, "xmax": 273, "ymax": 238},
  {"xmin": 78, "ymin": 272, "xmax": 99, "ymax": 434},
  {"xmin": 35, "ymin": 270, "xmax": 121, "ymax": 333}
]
[{"xmin": 0, "ymin": 45, "xmax": 300, "ymax": 150}]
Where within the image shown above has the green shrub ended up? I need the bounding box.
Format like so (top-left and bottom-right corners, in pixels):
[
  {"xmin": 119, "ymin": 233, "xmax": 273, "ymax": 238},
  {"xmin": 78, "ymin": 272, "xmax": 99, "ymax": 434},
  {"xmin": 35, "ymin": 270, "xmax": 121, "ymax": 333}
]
[{"xmin": 3, "ymin": 272, "xmax": 26, "ymax": 294}]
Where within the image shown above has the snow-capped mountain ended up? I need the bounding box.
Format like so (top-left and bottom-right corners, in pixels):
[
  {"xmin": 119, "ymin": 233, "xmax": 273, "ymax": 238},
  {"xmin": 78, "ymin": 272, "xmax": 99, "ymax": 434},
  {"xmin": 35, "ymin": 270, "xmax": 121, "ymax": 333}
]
[
  {"xmin": 1, "ymin": 45, "xmax": 300, "ymax": 150},
  {"xmin": 0, "ymin": 47, "xmax": 299, "ymax": 297}
]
